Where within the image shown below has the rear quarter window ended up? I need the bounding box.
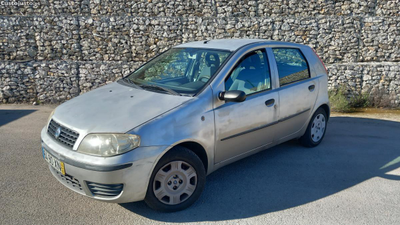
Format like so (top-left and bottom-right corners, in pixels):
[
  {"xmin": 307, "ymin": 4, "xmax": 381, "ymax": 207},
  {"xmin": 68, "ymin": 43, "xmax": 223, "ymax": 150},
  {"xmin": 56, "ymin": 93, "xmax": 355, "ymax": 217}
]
[{"xmin": 272, "ymin": 48, "xmax": 310, "ymax": 86}]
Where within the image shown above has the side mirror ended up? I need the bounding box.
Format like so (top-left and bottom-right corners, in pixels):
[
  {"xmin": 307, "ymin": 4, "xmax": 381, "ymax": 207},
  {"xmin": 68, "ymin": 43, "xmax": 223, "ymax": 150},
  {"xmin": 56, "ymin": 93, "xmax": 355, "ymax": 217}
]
[{"xmin": 218, "ymin": 90, "xmax": 246, "ymax": 102}]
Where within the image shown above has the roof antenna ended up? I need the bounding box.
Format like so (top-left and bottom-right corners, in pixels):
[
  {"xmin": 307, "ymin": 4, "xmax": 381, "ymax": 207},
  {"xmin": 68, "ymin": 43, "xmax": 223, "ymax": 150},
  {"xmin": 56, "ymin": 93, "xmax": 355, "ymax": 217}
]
[{"xmin": 203, "ymin": 40, "xmax": 210, "ymax": 44}]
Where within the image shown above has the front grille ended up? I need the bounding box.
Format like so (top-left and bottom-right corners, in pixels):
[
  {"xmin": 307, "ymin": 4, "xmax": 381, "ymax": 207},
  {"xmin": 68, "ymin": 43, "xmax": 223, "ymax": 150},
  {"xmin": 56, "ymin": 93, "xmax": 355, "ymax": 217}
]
[
  {"xmin": 48, "ymin": 119, "xmax": 79, "ymax": 148},
  {"xmin": 86, "ymin": 182, "xmax": 123, "ymax": 198}
]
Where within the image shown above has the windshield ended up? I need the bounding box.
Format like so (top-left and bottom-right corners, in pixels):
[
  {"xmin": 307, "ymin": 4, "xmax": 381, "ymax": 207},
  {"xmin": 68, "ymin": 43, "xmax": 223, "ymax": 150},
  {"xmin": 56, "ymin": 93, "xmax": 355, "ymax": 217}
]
[{"xmin": 123, "ymin": 48, "xmax": 231, "ymax": 96}]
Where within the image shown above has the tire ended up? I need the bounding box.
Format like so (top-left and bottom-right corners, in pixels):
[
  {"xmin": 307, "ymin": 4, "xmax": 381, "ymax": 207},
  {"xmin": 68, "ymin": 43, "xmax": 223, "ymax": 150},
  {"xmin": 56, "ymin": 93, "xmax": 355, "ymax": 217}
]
[
  {"xmin": 144, "ymin": 146, "xmax": 206, "ymax": 212},
  {"xmin": 300, "ymin": 108, "xmax": 328, "ymax": 147}
]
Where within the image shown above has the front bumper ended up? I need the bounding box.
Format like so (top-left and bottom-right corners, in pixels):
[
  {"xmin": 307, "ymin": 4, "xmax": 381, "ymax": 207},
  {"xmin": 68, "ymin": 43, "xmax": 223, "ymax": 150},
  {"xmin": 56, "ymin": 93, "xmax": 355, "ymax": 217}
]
[{"xmin": 41, "ymin": 127, "xmax": 168, "ymax": 203}]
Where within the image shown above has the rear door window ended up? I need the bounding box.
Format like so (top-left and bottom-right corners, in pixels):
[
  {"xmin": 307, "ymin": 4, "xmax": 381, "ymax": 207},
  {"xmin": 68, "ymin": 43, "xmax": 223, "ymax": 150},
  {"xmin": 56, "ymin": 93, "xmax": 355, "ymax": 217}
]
[{"xmin": 272, "ymin": 48, "xmax": 310, "ymax": 86}]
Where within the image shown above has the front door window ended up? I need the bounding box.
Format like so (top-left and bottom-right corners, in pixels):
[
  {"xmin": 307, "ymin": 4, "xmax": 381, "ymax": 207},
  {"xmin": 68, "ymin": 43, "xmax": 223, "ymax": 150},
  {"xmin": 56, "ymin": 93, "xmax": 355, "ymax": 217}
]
[{"xmin": 225, "ymin": 50, "xmax": 271, "ymax": 95}]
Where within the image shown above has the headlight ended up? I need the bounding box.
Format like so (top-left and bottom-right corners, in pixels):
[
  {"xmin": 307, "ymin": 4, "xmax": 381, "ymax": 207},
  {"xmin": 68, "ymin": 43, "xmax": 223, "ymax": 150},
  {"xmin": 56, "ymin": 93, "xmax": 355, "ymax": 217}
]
[{"xmin": 77, "ymin": 134, "xmax": 140, "ymax": 157}]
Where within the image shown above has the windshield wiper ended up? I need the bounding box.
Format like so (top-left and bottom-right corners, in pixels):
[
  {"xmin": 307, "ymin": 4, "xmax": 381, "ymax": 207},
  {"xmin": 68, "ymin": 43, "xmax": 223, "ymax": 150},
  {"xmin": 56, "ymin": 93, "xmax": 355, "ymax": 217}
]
[
  {"xmin": 121, "ymin": 78, "xmax": 142, "ymax": 89},
  {"xmin": 139, "ymin": 83, "xmax": 181, "ymax": 96}
]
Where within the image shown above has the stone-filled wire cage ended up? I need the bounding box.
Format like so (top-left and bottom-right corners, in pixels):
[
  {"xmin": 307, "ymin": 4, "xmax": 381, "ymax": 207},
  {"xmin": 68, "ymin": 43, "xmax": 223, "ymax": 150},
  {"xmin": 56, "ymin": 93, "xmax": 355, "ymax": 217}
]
[{"xmin": 0, "ymin": 0, "xmax": 399, "ymax": 106}]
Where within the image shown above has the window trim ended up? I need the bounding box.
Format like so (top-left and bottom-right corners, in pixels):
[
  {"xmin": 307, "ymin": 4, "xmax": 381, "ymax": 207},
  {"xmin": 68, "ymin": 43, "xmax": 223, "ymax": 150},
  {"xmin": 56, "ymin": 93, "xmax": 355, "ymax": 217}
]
[
  {"xmin": 272, "ymin": 47, "xmax": 311, "ymax": 87},
  {"xmin": 223, "ymin": 48, "xmax": 273, "ymax": 97}
]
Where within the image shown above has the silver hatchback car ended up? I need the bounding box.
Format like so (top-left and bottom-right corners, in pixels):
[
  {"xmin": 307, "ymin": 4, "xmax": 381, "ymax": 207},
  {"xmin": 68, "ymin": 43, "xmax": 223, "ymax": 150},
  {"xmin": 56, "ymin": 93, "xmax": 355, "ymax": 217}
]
[{"xmin": 41, "ymin": 39, "xmax": 329, "ymax": 212}]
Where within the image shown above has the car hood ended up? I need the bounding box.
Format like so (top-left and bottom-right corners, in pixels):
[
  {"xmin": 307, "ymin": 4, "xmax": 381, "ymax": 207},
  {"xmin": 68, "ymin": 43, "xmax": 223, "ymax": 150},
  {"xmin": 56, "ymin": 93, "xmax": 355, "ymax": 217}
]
[{"xmin": 52, "ymin": 82, "xmax": 191, "ymax": 134}]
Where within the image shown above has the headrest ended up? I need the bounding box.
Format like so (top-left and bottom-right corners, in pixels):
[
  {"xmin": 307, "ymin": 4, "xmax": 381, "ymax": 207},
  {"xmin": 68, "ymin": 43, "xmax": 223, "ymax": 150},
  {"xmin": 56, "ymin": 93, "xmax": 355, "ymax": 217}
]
[
  {"xmin": 205, "ymin": 53, "xmax": 220, "ymax": 67},
  {"xmin": 241, "ymin": 53, "xmax": 261, "ymax": 69}
]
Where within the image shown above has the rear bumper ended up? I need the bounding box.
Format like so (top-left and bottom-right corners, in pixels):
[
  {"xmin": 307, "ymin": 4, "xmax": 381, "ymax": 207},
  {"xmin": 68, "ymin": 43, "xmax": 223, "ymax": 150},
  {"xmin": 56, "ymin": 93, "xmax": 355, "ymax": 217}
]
[{"xmin": 41, "ymin": 127, "xmax": 168, "ymax": 203}]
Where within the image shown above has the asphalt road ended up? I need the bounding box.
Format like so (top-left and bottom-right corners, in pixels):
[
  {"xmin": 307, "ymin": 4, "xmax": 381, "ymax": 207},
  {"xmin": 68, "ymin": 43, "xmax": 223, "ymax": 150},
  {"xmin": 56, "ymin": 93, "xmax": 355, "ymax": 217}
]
[{"xmin": 1, "ymin": 105, "xmax": 399, "ymax": 225}]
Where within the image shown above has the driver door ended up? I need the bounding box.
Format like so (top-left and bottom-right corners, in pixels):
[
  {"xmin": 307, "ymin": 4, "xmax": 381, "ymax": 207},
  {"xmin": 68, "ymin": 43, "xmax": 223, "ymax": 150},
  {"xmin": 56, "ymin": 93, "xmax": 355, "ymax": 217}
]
[{"xmin": 214, "ymin": 49, "xmax": 279, "ymax": 163}]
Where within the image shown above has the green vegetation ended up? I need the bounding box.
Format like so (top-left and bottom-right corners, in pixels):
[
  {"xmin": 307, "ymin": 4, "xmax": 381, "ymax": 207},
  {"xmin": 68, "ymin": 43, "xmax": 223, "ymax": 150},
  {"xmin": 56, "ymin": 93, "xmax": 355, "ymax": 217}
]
[
  {"xmin": 329, "ymin": 85, "xmax": 371, "ymax": 113},
  {"xmin": 329, "ymin": 87, "xmax": 353, "ymax": 112}
]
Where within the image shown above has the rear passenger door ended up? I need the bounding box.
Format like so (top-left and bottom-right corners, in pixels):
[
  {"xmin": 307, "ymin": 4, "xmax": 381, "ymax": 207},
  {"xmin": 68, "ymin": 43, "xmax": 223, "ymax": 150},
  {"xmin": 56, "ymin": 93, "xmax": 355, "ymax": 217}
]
[{"xmin": 268, "ymin": 48, "xmax": 318, "ymax": 142}]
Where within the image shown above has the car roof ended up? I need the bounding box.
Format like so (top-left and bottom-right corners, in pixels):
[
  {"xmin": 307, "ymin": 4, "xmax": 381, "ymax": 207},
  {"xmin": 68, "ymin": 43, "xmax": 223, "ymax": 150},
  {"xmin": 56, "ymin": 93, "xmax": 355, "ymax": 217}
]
[{"xmin": 174, "ymin": 39, "xmax": 305, "ymax": 51}]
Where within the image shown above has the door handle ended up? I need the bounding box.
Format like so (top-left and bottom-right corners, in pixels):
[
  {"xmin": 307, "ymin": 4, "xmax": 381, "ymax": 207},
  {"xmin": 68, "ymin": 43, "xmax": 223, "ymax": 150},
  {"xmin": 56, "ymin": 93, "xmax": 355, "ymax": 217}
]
[
  {"xmin": 308, "ymin": 85, "xmax": 315, "ymax": 91},
  {"xmin": 265, "ymin": 99, "xmax": 275, "ymax": 107}
]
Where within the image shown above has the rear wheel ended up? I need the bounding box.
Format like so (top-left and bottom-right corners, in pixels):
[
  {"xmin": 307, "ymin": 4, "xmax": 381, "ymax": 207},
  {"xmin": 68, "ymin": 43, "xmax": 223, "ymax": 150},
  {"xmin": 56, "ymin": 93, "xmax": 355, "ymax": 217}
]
[
  {"xmin": 300, "ymin": 108, "xmax": 328, "ymax": 147},
  {"xmin": 144, "ymin": 147, "xmax": 206, "ymax": 212}
]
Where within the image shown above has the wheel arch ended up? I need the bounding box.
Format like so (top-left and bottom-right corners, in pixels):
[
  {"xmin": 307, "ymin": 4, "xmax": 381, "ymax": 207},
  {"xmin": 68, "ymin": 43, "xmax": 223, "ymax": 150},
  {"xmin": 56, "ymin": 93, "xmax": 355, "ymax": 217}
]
[
  {"xmin": 174, "ymin": 141, "xmax": 209, "ymax": 174},
  {"xmin": 318, "ymin": 103, "xmax": 330, "ymax": 121}
]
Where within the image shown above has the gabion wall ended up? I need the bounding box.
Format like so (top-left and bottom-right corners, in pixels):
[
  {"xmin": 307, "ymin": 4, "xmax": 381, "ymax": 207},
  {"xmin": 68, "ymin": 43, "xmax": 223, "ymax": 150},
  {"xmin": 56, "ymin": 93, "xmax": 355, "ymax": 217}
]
[{"xmin": 0, "ymin": 0, "xmax": 399, "ymax": 105}]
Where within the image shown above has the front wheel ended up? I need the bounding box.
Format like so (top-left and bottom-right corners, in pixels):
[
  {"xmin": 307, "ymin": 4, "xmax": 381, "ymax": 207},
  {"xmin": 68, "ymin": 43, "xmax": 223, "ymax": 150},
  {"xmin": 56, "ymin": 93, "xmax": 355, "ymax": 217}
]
[
  {"xmin": 144, "ymin": 147, "xmax": 206, "ymax": 212},
  {"xmin": 300, "ymin": 108, "xmax": 328, "ymax": 147}
]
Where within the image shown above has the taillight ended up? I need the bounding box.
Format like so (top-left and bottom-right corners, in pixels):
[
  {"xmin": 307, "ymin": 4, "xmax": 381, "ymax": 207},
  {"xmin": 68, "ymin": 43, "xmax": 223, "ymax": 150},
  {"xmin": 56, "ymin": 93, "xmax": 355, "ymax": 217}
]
[{"xmin": 312, "ymin": 48, "xmax": 327, "ymax": 74}]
